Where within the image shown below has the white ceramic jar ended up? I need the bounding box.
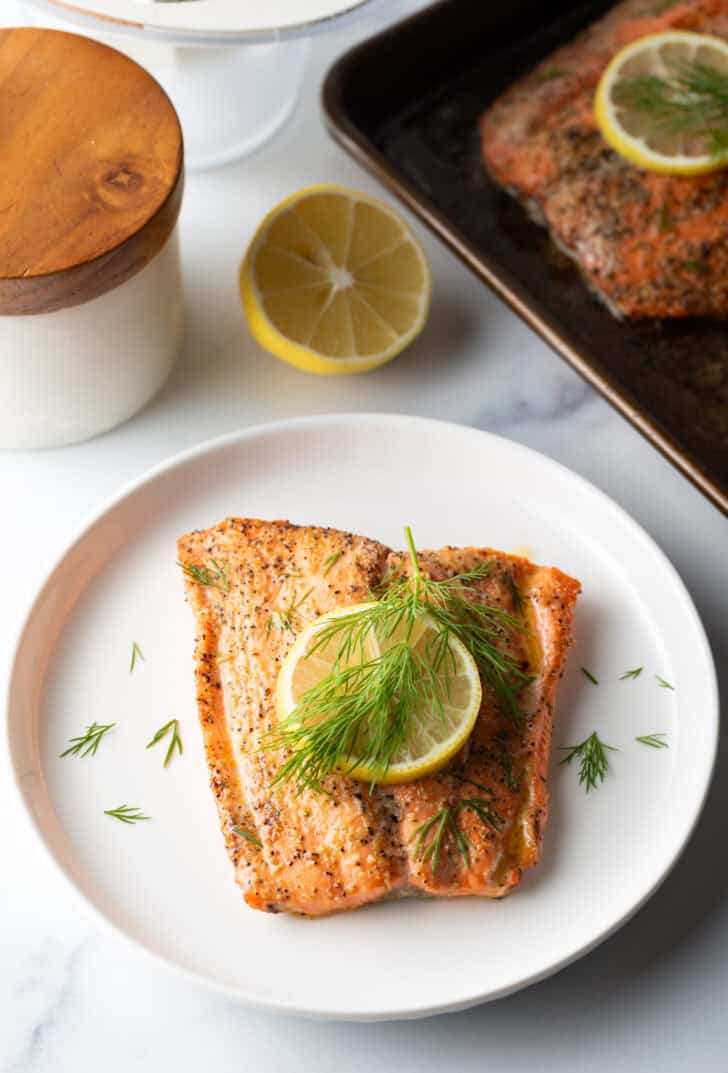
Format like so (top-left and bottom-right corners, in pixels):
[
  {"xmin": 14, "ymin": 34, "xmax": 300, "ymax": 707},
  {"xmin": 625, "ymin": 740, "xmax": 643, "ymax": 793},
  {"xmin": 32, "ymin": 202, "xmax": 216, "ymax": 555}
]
[{"xmin": 0, "ymin": 27, "xmax": 185, "ymax": 449}]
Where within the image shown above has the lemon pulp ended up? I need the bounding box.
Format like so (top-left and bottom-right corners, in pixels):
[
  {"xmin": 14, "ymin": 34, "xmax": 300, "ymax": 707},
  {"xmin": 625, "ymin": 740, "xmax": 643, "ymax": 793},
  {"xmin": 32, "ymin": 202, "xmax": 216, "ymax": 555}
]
[
  {"xmin": 595, "ymin": 31, "xmax": 728, "ymax": 175},
  {"xmin": 240, "ymin": 185, "xmax": 432, "ymax": 375},
  {"xmin": 275, "ymin": 603, "xmax": 482, "ymax": 785}
]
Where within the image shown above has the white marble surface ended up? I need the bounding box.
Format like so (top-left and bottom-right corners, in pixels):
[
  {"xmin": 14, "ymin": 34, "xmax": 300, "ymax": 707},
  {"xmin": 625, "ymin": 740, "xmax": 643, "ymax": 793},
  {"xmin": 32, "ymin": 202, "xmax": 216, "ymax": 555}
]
[{"xmin": 2, "ymin": 2, "xmax": 727, "ymax": 1069}]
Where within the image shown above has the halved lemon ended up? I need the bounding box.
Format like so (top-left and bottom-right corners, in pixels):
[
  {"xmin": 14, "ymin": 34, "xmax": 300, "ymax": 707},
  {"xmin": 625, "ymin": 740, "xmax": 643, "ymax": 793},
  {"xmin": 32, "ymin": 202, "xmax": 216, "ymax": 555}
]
[
  {"xmin": 275, "ymin": 603, "xmax": 482, "ymax": 784},
  {"xmin": 240, "ymin": 185, "xmax": 432, "ymax": 375},
  {"xmin": 595, "ymin": 31, "xmax": 728, "ymax": 175}
]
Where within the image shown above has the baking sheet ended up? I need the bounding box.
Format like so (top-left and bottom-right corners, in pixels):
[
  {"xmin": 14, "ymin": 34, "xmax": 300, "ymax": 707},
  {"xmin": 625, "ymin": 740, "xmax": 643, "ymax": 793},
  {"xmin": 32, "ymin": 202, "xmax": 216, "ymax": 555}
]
[{"xmin": 323, "ymin": 0, "xmax": 728, "ymax": 515}]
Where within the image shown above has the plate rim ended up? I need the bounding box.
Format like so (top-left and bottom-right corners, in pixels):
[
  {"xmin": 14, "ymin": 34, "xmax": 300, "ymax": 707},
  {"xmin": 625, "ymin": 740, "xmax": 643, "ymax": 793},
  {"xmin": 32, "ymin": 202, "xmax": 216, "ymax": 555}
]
[{"xmin": 3, "ymin": 412, "xmax": 719, "ymax": 1020}]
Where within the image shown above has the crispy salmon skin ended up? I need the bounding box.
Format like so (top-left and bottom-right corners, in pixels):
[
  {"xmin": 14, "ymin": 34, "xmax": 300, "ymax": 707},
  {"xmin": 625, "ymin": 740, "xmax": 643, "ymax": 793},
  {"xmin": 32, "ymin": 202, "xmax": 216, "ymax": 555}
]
[
  {"xmin": 178, "ymin": 519, "xmax": 580, "ymax": 916},
  {"xmin": 480, "ymin": 0, "xmax": 728, "ymax": 319}
]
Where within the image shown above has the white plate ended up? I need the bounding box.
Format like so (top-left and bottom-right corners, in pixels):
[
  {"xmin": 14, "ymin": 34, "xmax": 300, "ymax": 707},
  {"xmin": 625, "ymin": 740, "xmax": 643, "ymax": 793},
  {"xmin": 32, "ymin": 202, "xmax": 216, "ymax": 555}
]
[
  {"xmin": 5, "ymin": 415, "xmax": 718, "ymax": 1020},
  {"xmin": 23, "ymin": 0, "xmax": 375, "ymax": 42}
]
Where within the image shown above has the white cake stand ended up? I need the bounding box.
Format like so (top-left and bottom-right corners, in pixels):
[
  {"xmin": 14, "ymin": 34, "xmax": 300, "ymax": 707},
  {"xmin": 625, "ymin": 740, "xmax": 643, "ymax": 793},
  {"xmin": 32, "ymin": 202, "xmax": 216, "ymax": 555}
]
[{"xmin": 21, "ymin": 0, "xmax": 377, "ymax": 170}]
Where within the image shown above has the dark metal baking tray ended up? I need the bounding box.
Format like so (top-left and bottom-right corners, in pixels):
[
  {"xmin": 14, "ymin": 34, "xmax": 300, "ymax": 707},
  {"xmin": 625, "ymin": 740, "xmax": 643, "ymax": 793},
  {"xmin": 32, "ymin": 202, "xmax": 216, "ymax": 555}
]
[{"xmin": 322, "ymin": 0, "xmax": 728, "ymax": 516}]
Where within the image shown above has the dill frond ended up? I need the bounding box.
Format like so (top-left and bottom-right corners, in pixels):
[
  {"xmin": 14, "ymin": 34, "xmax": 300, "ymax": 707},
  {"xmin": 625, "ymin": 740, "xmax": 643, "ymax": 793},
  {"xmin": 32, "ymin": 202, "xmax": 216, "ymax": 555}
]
[
  {"xmin": 146, "ymin": 718, "xmax": 183, "ymax": 767},
  {"xmin": 614, "ymin": 57, "xmax": 728, "ymax": 158},
  {"xmin": 269, "ymin": 526, "xmax": 531, "ymax": 791},
  {"xmin": 60, "ymin": 722, "xmax": 115, "ymax": 759},
  {"xmin": 559, "ymin": 731, "xmax": 617, "ymax": 792}
]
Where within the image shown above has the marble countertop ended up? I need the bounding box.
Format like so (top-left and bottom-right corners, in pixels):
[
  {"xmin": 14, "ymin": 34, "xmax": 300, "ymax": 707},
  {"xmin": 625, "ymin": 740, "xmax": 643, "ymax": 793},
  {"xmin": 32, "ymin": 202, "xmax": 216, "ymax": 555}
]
[{"xmin": 2, "ymin": 2, "xmax": 727, "ymax": 1069}]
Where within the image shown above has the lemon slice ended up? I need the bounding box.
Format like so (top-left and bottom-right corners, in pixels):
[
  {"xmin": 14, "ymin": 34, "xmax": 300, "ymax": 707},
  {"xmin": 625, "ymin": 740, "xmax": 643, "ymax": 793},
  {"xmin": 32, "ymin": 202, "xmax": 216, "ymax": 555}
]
[
  {"xmin": 275, "ymin": 603, "xmax": 482, "ymax": 784},
  {"xmin": 595, "ymin": 31, "xmax": 728, "ymax": 175},
  {"xmin": 240, "ymin": 185, "xmax": 432, "ymax": 375}
]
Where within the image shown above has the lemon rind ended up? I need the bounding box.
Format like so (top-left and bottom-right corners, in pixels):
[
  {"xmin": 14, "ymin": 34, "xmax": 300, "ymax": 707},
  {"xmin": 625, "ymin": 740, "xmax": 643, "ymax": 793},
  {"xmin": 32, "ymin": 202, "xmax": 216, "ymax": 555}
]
[
  {"xmin": 240, "ymin": 184, "xmax": 432, "ymax": 375},
  {"xmin": 275, "ymin": 603, "xmax": 482, "ymax": 785},
  {"xmin": 594, "ymin": 31, "xmax": 728, "ymax": 177}
]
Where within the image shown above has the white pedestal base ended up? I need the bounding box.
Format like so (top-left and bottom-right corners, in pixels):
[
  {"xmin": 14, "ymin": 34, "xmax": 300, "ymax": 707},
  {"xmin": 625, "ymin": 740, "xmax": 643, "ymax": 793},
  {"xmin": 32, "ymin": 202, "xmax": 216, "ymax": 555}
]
[
  {"xmin": 21, "ymin": 7, "xmax": 310, "ymax": 170},
  {"xmin": 123, "ymin": 37, "xmax": 311, "ymax": 171}
]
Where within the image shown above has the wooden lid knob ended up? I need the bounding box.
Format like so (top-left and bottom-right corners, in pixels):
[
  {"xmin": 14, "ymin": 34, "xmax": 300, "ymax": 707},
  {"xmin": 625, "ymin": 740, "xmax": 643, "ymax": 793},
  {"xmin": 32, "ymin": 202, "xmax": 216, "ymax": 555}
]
[{"xmin": 0, "ymin": 27, "xmax": 183, "ymax": 315}]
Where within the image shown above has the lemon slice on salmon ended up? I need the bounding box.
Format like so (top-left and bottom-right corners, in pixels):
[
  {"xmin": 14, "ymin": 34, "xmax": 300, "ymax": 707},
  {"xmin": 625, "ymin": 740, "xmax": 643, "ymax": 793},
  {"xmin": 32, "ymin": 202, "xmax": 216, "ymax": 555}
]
[
  {"xmin": 275, "ymin": 603, "xmax": 482, "ymax": 785},
  {"xmin": 595, "ymin": 31, "xmax": 728, "ymax": 175},
  {"xmin": 240, "ymin": 185, "xmax": 432, "ymax": 375}
]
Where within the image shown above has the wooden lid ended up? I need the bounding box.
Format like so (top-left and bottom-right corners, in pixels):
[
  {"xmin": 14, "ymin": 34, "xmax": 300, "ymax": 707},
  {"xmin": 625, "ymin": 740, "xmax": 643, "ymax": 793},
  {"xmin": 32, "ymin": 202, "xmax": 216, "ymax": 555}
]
[{"xmin": 0, "ymin": 28, "xmax": 183, "ymax": 315}]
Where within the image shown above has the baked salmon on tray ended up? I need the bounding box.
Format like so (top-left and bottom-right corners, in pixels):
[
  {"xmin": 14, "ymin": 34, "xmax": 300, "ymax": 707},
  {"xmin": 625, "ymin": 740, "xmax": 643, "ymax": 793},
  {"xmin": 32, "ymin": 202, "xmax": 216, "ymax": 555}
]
[
  {"xmin": 480, "ymin": 0, "xmax": 728, "ymax": 319},
  {"xmin": 178, "ymin": 518, "xmax": 580, "ymax": 917}
]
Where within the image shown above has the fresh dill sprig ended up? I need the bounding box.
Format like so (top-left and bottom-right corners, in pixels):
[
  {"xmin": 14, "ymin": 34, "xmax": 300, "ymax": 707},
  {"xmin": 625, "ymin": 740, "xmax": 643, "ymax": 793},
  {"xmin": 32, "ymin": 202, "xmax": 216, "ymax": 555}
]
[
  {"xmin": 104, "ymin": 804, "xmax": 150, "ymax": 824},
  {"xmin": 412, "ymin": 807, "xmax": 454, "ymax": 873},
  {"xmin": 559, "ymin": 731, "xmax": 617, "ymax": 792},
  {"xmin": 60, "ymin": 722, "xmax": 116, "ymax": 759},
  {"xmin": 282, "ymin": 586, "xmax": 316, "ymax": 627},
  {"xmin": 266, "ymin": 611, "xmax": 287, "ymax": 635},
  {"xmin": 146, "ymin": 718, "xmax": 183, "ymax": 767},
  {"xmin": 322, "ymin": 551, "xmax": 342, "ymax": 576},
  {"xmin": 178, "ymin": 557, "xmax": 230, "ymax": 593},
  {"xmin": 500, "ymin": 753, "xmax": 523, "ymax": 792},
  {"xmin": 658, "ymin": 200, "xmax": 672, "ymax": 233},
  {"xmin": 614, "ymin": 57, "xmax": 728, "ymax": 158},
  {"xmin": 232, "ymin": 825, "xmax": 262, "ymax": 848},
  {"xmin": 272, "ymin": 630, "xmax": 446, "ymax": 791},
  {"xmin": 636, "ymin": 732, "xmax": 669, "ymax": 749},
  {"xmin": 393, "ymin": 532, "xmax": 531, "ymax": 721},
  {"xmin": 129, "ymin": 641, "xmax": 144, "ymax": 673},
  {"xmin": 680, "ymin": 259, "xmax": 709, "ymax": 275},
  {"xmin": 266, "ymin": 586, "xmax": 317, "ymax": 634},
  {"xmin": 536, "ymin": 66, "xmax": 566, "ymax": 83},
  {"xmin": 269, "ymin": 527, "xmax": 529, "ymax": 791},
  {"xmin": 506, "ymin": 572, "xmax": 523, "ymax": 615},
  {"xmin": 450, "ymin": 772, "xmax": 495, "ymax": 797},
  {"xmin": 460, "ymin": 797, "xmax": 501, "ymax": 836},
  {"xmin": 656, "ymin": 675, "xmax": 674, "ymax": 690},
  {"xmin": 411, "ymin": 797, "xmax": 501, "ymax": 873},
  {"xmin": 581, "ymin": 667, "xmax": 599, "ymax": 686},
  {"xmin": 620, "ymin": 666, "xmax": 643, "ymax": 680}
]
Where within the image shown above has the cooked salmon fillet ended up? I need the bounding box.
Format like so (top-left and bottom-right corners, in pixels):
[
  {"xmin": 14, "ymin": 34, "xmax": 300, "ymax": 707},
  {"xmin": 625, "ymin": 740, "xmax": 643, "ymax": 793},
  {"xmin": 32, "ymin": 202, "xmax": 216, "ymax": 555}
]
[
  {"xmin": 178, "ymin": 519, "xmax": 579, "ymax": 916},
  {"xmin": 480, "ymin": 0, "xmax": 728, "ymax": 319}
]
